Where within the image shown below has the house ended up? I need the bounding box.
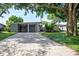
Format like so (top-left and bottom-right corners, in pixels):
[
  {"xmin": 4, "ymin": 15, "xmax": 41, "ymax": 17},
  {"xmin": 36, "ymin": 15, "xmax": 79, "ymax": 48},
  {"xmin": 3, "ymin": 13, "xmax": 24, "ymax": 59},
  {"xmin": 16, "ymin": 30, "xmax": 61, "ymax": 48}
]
[
  {"xmin": 10, "ymin": 22, "xmax": 67, "ymax": 32},
  {"xmin": 0, "ymin": 23, "xmax": 5, "ymax": 31},
  {"xmin": 56, "ymin": 22, "xmax": 67, "ymax": 31},
  {"xmin": 10, "ymin": 22, "xmax": 42, "ymax": 32},
  {"xmin": 56, "ymin": 22, "xmax": 79, "ymax": 31}
]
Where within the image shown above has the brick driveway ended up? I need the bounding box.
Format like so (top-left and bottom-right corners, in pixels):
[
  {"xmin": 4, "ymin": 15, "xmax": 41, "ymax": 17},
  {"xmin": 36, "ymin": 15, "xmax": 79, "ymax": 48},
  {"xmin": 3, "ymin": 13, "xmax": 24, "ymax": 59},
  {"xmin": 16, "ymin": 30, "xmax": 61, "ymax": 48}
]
[{"xmin": 0, "ymin": 33, "xmax": 77, "ymax": 56}]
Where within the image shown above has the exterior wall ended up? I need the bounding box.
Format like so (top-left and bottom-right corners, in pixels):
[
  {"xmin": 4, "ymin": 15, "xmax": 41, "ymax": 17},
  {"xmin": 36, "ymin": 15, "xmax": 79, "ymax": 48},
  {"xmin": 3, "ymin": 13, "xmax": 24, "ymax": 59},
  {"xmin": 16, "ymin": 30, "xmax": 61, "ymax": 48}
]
[
  {"xmin": 10, "ymin": 22, "xmax": 41, "ymax": 32},
  {"xmin": 10, "ymin": 24, "xmax": 18, "ymax": 32},
  {"xmin": 59, "ymin": 25, "xmax": 66, "ymax": 31},
  {"xmin": 0, "ymin": 25, "xmax": 3, "ymax": 29},
  {"xmin": 35, "ymin": 24, "xmax": 40, "ymax": 32},
  {"xmin": 0, "ymin": 24, "xmax": 4, "ymax": 31}
]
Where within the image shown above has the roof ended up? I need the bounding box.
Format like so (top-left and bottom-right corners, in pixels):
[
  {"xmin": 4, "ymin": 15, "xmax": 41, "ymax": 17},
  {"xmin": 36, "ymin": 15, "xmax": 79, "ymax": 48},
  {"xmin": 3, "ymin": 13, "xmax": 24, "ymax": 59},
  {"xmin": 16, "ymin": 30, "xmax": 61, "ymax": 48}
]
[
  {"xmin": 13, "ymin": 22, "xmax": 41, "ymax": 25},
  {"xmin": 56, "ymin": 22, "xmax": 67, "ymax": 25},
  {"xmin": 56, "ymin": 22, "xmax": 79, "ymax": 26},
  {"xmin": 22, "ymin": 22, "xmax": 41, "ymax": 24}
]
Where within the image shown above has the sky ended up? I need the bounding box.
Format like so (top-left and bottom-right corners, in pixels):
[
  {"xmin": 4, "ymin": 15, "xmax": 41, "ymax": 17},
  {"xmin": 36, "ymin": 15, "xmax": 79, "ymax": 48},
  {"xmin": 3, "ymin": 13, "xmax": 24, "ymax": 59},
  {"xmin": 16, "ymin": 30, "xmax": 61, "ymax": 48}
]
[{"xmin": 0, "ymin": 8, "xmax": 48, "ymax": 24}]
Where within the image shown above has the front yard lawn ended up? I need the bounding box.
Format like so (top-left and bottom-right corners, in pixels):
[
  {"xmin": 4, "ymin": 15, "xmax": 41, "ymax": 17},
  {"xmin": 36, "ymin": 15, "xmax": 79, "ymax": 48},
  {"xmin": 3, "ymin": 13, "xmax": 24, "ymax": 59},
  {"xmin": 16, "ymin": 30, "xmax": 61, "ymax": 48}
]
[
  {"xmin": 0, "ymin": 32, "xmax": 15, "ymax": 41},
  {"xmin": 41, "ymin": 32, "xmax": 79, "ymax": 53}
]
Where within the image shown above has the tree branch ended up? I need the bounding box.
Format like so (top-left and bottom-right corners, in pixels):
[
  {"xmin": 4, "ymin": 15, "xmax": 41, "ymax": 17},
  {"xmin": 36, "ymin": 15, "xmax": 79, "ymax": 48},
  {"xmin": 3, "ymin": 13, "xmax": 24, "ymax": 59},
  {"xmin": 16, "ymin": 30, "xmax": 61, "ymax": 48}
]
[
  {"xmin": 46, "ymin": 5, "xmax": 64, "ymax": 12},
  {"xmin": 0, "ymin": 11, "xmax": 6, "ymax": 17}
]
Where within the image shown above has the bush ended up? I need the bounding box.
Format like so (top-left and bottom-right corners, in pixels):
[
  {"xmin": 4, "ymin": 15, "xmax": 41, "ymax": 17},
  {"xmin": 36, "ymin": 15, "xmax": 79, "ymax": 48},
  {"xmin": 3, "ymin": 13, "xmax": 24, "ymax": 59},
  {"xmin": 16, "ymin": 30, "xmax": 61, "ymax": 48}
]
[
  {"xmin": 45, "ymin": 23, "xmax": 61, "ymax": 32},
  {"xmin": 45, "ymin": 23, "xmax": 54, "ymax": 32}
]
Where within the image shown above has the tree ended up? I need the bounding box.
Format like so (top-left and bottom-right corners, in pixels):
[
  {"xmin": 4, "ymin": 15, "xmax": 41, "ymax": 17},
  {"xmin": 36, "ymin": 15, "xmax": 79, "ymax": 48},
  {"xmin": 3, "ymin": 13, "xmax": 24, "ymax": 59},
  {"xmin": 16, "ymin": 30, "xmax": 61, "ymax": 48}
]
[
  {"xmin": 14, "ymin": 3, "xmax": 78, "ymax": 36},
  {"xmin": 47, "ymin": 13, "xmax": 63, "ymax": 24},
  {"xmin": 5, "ymin": 15, "xmax": 23, "ymax": 31},
  {"xmin": 32, "ymin": 3, "xmax": 78, "ymax": 36},
  {"xmin": 42, "ymin": 21, "xmax": 54, "ymax": 32},
  {"xmin": 66, "ymin": 4, "xmax": 78, "ymax": 36},
  {"xmin": 8, "ymin": 15, "xmax": 23, "ymax": 23},
  {"xmin": 0, "ymin": 3, "xmax": 13, "ymax": 17}
]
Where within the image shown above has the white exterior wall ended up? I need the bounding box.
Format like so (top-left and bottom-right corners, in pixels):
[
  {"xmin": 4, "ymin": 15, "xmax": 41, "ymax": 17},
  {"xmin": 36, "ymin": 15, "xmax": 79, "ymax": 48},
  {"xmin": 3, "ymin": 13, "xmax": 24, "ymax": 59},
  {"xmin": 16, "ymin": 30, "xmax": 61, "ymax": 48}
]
[
  {"xmin": 59, "ymin": 26, "xmax": 66, "ymax": 31},
  {"xmin": 56, "ymin": 22, "xmax": 67, "ymax": 31}
]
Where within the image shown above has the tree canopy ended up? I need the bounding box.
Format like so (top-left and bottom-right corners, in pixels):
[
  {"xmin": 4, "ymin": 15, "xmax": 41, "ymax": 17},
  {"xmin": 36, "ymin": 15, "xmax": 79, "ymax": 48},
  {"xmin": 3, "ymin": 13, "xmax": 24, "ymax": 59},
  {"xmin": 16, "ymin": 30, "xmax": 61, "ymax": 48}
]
[
  {"xmin": 7, "ymin": 15, "xmax": 23, "ymax": 23},
  {"xmin": 0, "ymin": 3, "xmax": 13, "ymax": 17},
  {"xmin": 5, "ymin": 15, "xmax": 23, "ymax": 31}
]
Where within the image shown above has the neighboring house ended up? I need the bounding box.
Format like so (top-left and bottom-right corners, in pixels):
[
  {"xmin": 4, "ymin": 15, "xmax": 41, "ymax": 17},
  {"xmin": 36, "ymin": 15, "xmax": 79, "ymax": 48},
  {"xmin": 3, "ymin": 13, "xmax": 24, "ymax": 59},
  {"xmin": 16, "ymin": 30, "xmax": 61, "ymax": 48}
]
[
  {"xmin": 10, "ymin": 22, "xmax": 43, "ymax": 32},
  {"xmin": 56, "ymin": 22, "xmax": 79, "ymax": 31},
  {"xmin": 0, "ymin": 23, "xmax": 5, "ymax": 31},
  {"xmin": 56, "ymin": 22, "xmax": 67, "ymax": 31}
]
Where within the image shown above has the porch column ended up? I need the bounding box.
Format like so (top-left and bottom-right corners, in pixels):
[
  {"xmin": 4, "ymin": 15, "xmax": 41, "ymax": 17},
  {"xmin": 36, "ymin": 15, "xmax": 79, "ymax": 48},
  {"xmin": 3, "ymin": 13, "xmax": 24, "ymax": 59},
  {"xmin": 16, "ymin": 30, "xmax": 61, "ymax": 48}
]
[{"xmin": 27, "ymin": 24, "xmax": 29, "ymax": 32}]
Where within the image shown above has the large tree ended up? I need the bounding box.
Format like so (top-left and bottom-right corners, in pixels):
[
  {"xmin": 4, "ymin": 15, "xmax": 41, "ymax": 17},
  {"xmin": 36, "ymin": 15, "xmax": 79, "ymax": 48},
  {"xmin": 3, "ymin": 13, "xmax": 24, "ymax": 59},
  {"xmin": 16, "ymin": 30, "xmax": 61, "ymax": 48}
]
[
  {"xmin": 6, "ymin": 15, "xmax": 23, "ymax": 31},
  {"xmin": 66, "ymin": 4, "xmax": 78, "ymax": 36},
  {"xmin": 14, "ymin": 3, "xmax": 78, "ymax": 36}
]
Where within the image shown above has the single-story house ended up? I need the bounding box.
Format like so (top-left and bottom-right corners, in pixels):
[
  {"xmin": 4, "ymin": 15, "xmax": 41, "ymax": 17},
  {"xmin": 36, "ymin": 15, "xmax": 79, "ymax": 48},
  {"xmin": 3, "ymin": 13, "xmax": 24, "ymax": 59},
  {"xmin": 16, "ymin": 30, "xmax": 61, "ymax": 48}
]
[
  {"xmin": 10, "ymin": 22, "xmax": 43, "ymax": 32},
  {"xmin": 10, "ymin": 22, "xmax": 67, "ymax": 32}
]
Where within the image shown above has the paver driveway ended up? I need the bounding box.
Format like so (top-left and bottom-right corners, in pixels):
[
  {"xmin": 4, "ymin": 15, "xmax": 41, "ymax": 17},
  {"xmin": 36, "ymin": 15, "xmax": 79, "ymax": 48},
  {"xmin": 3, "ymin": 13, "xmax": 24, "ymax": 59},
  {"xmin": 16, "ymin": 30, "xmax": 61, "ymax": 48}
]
[{"xmin": 0, "ymin": 33, "xmax": 78, "ymax": 56}]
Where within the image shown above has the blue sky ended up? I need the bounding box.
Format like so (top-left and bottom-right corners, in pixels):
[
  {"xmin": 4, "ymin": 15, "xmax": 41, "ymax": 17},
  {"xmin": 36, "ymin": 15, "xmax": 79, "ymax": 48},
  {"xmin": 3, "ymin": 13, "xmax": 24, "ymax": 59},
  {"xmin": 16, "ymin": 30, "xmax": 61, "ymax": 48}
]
[{"xmin": 0, "ymin": 8, "xmax": 47, "ymax": 24}]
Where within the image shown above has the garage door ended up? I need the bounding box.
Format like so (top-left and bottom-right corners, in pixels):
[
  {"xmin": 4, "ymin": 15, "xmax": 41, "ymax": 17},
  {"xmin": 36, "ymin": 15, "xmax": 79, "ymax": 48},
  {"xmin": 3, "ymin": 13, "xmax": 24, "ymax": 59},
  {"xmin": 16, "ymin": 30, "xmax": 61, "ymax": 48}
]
[
  {"xmin": 29, "ymin": 24, "xmax": 35, "ymax": 32},
  {"xmin": 18, "ymin": 24, "xmax": 28, "ymax": 32}
]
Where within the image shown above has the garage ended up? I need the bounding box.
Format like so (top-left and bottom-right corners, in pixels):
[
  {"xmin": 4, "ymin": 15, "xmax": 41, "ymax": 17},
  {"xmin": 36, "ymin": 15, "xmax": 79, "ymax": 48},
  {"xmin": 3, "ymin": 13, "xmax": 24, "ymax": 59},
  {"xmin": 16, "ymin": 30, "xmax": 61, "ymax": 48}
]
[
  {"xmin": 10, "ymin": 22, "xmax": 41, "ymax": 32},
  {"xmin": 29, "ymin": 24, "xmax": 36, "ymax": 32}
]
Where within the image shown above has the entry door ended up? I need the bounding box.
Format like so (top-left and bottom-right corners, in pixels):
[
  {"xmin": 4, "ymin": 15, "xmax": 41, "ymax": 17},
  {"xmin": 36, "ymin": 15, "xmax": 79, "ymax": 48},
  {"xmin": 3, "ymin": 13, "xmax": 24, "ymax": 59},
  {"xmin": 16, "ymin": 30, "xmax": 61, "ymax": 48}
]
[{"xmin": 29, "ymin": 24, "xmax": 35, "ymax": 32}]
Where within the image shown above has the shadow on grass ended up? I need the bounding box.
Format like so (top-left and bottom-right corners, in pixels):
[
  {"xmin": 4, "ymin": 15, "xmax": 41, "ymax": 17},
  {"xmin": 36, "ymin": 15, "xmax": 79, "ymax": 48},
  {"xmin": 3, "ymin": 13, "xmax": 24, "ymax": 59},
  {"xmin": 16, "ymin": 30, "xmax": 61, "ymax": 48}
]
[{"xmin": 41, "ymin": 32, "xmax": 79, "ymax": 52}]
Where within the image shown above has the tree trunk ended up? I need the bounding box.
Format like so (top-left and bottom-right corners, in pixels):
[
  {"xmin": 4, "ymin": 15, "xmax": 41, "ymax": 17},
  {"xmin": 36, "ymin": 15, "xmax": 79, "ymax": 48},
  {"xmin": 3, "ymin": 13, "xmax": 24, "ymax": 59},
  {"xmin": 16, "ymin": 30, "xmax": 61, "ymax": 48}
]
[
  {"xmin": 67, "ymin": 3, "xmax": 77, "ymax": 36},
  {"xmin": 72, "ymin": 6, "xmax": 77, "ymax": 36},
  {"xmin": 67, "ymin": 4, "xmax": 74, "ymax": 36}
]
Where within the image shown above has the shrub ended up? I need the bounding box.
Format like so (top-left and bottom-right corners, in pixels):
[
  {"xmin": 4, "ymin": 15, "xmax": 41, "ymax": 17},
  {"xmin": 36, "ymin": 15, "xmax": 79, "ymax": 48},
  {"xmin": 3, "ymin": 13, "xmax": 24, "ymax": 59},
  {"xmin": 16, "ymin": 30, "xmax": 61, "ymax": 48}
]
[{"xmin": 45, "ymin": 22, "xmax": 55, "ymax": 32}]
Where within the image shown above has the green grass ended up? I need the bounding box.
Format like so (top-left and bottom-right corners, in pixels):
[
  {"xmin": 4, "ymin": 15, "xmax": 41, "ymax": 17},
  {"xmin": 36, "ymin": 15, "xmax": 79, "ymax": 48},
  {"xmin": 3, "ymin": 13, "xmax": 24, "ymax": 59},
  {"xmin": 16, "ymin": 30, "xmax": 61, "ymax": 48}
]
[
  {"xmin": 0, "ymin": 31, "xmax": 16, "ymax": 41},
  {"xmin": 41, "ymin": 32, "xmax": 79, "ymax": 53}
]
